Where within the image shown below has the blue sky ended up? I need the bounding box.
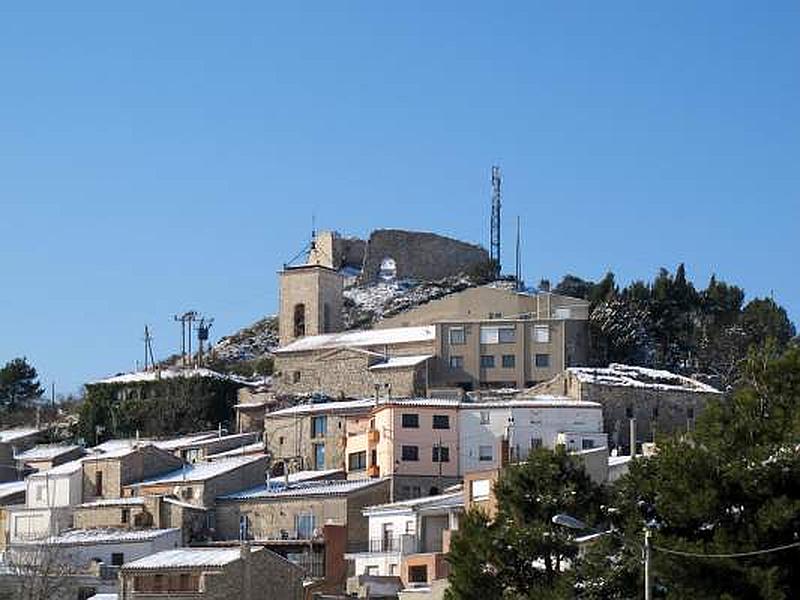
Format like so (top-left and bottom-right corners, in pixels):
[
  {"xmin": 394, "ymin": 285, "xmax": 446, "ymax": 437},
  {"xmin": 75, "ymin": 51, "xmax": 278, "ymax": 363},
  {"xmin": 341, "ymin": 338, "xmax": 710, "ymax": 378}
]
[{"xmin": 1, "ymin": 2, "xmax": 798, "ymax": 394}]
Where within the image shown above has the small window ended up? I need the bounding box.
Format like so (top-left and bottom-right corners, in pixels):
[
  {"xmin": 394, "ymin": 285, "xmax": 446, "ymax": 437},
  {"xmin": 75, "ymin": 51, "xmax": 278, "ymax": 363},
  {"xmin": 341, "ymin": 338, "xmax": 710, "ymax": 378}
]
[
  {"xmin": 296, "ymin": 513, "xmax": 316, "ymax": 539},
  {"xmin": 501, "ymin": 354, "xmax": 516, "ymax": 368},
  {"xmin": 409, "ymin": 565, "xmax": 428, "ymax": 583},
  {"xmin": 184, "ymin": 487, "xmax": 194, "ymax": 500},
  {"xmin": 366, "ymin": 565, "xmax": 379, "ymax": 576},
  {"xmin": 478, "ymin": 445, "xmax": 493, "ymax": 461},
  {"xmin": 530, "ymin": 437, "xmax": 543, "ymax": 450},
  {"xmin": 292, "ymin": 371, "xmax": 301, "ymax": 384},
  {"xmin": 582, "ymin": 439, "xmax": 595, "ymax": 450},
  {"xmin": 533, "ymin": 324, "xmax": 550, "ymax": 343},
  {"xmin": 293, "ymin": 303, "xmax": 306, "ymax": 338},
  {"xmin": 432, "ymin": 446, "xmax": 450, "ymax": 462},
  {"xmin": 402, "ymin": 414, "xmax": 419, "ymax": 428},
  {"xmin": 480, "ymin": 411, "xmax": 490, "ymax": 425},
  {"xmin": 480, "ymin": 355, "xmax": 495, "ymax": 368},
  {"xmin": 279, "ymin": 436, "xmax": 284, "ymax": 445},
  {"xmin": 448, "ymin": 327, "xmax": 466, "ymax": 345},
  {"xmin": 348, "ymin": 451, "xmax": 367, "ymax": 471},
  {"xmin": 534, "ymin": 353, "xmax": 550, "ymax": 368},
  {"xmin": 401, "ymin": 445, "xmax": 419, "ymax": 461},
  {"xmin": 498, "ymin": 327, "xmax": 515, "ymax": 343},
  {"xmin": 111, "ymin": 552, "xmax": 124, "ymax": 567},
  {"xmin": 311, "ymin": 416, "xmax": 327, "ymax": 438},
  {"xmin": 432, "ymin": 415, "xmax": 450, "ymax": 429},
  {"xmin": 449, "ymin": 355, "xmax": 464, "ymax": 369},
  {"xmin": 95, "ymin": 471, "xmax": 103, "ymax": 497},
  {"xmin": 314, "ymin": 444, "xmax": 326, "ymax": 470},
  {"xmin": 479, "ymin": 327, "xmax": 499, "ymax": 344},
  {"xmin": 121, "ymin": 508, "xmax": 130, "ymax": 524},
  {"xmin": 687, "ymin": 407, "xmax": 695, "ymax": 420},
  {"xmin": 471, "ymin": 479, "xmax": 491, "ymax": 500}
]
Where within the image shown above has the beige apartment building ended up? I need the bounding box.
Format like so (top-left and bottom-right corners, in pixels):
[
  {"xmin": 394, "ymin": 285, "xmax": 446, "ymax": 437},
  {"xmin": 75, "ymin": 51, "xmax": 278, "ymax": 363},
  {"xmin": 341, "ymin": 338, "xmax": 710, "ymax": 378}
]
[{"xmin": 273, "ymin": 281, "xmax": 590, "ymax": 397}]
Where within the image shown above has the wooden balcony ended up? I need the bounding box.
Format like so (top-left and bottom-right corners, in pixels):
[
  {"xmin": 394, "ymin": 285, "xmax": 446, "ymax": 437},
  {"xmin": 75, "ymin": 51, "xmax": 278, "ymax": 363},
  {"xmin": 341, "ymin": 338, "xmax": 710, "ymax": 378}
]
[{"xmin": 367, "ymin": 429, "xmax": 380, "ymax": 444}]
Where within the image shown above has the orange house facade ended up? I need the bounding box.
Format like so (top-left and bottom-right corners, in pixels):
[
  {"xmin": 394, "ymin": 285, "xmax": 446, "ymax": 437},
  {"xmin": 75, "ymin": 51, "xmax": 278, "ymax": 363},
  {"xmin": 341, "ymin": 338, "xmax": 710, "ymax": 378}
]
[{"xmin": 345, "ymin": 399, "xmax": 461, "ymax": 500}]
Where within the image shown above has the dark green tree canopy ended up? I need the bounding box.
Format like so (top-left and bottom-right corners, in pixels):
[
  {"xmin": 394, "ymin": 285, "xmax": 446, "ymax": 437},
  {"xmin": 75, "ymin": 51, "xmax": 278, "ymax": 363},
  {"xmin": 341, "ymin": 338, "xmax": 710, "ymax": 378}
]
[{"xmin": 0, "ymin": 357, "xmax": 44, "ymax": 410}]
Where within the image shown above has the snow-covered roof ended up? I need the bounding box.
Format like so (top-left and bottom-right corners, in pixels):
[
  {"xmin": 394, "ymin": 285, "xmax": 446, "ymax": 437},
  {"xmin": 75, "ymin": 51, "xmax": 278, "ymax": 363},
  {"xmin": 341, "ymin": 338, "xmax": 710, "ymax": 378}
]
[
  {"xmin": 221, "ymin": 477, "xmax": 385, "ymax": 501},
  {"xmin": 365, "ymin": 490, "xmax": 464, "ymax": 515},
  {"xmin": 0, "ymin": 428, "xmax": 40, "ymax": 444},
  {"xmin": 465, "ymin": 397, "xmax": 602, "ymax": 410},
  {"xmin": 175, "ymin": 432, "xmax": 257, "ymax": 450},
  {"xmin": 15, "ymin": 444, "xmax": 81, "ymax": 462},
  {"xmin": 78, "ymin": 497, "xmax": 146, "ymax": 509},
  {"xmin": 33, "ymin": 527, "xmax": 179, "ymax": 546},
  {"xmin": 33, "ymin": 458, "xmax": 84, "ymax": 477},
  {"xmin": 275, "ymin": 326, "xmax": 435, "ymax": 354},
  {"xmin": 567, "ymin": 364, "xmax": 721, "ymax": 394},
  {"xmin": 0, "ymin": 481, "xmax": 26, "ymax": 500},
  {"xmin": 87, "ymin": 594, "xmax": 118, "ymax": 600},
  {"xmin": 152, "ymin": 432, "xmax": 220, "ymax": 451},
  {"xmin": 88, "ymin": 367, "xmax": 255, "ymax": 387},
  {"xmin": 132, "ymin": 455, "xmax": 264, "ymax": 486},
  {"xmin": 122, "ymin": 547, "xmax": 242, "ymax": 570},
  {"xmin": 205, "ymin": 442, "xmax": 265, "ymax": 460},
  {"xmin": 163, "ymin": 497, "xmax": 209, "ymax": 511},
  {"xmin": 266, "ymin": 398, "xmax": 377, "ymax": 418},
  {"xmin": 369, "ymin": 355, "xmax": 433, "ymax": 371}
]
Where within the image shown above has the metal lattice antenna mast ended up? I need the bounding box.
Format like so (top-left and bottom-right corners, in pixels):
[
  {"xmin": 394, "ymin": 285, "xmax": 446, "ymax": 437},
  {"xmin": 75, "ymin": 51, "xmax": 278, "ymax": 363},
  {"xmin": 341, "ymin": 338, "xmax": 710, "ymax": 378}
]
[{"xmin": 491, "ymin": 166, "xmax": 502, "ymax": 278}]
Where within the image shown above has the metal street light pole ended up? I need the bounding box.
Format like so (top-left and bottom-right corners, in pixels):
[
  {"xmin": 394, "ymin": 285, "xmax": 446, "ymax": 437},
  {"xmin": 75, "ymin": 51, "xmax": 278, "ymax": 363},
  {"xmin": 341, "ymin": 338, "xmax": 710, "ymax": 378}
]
[{"xmin": 644, "ymin": 528, "xmax": 652, "ymax": 600}]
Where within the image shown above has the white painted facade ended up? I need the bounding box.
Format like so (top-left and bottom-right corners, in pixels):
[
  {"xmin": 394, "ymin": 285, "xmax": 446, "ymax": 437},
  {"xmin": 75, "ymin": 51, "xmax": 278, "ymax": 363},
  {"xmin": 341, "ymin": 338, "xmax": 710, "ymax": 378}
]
[
  {"xmin": 7, "ymin": 461, "xmax": 83, "ymax": 542},
  {"xmin": 459, "ymin": 399, "xmax": 606, "ymax": 473},
  {"xmin": 347, "ymin": 493, "xmax": 462, "ymax": 578}
]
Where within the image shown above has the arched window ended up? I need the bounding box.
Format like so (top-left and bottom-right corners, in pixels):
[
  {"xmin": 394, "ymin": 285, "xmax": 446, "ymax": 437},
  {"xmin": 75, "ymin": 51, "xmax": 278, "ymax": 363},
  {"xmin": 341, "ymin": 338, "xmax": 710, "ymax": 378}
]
[
  {"xmin": 293, "ymin": 303, "xmax": 306, "ymax": 338},
  {"xmin": 379, "ymin": 257, "xmax": 397, "ymax": 281}
]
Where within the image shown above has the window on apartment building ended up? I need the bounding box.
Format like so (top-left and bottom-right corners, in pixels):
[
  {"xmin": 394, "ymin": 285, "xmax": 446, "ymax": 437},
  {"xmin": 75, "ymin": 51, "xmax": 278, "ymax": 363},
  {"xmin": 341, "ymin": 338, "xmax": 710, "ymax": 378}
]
[
  {"xmin": 121, "ymin": 508, "xmax": 130, "ymax": 524},
  {"xmin": 401, "ymin": 445, "xmax": 419, "ymax": 461},
  {"xmin": 402, "ymin": 413, "xmax": 419, "ymax": 428},
  {"xmin": 554, "ymin": 307, "xmax": 572, "ymax": 319},
  {"xmin": 314, "ymin": 444, "xmax": 326, "ymax": 470},
  {"xmin": 296, "ymin": 513, "xmax": 316, "ymax": 539},
  {"xmin": 533, "ymin": 324, "xmax": 550, "ymax": 343},
  {"xmin": 531, "ymin": 437, "xmax": 543, "ymax": 450},
  {"xmin": 311, "ymin": 416, "xmax": 327, "ymax": 438},
  {"xmin": 501, "ymin": 354, "xmax": 516, "ymax": 368},
  {"xmin": 95, "ymin": 471, "xmax": 103, "ymax": 496},
  {"xmin": 480, "ymin": 411, "xmax": 491, "ymax": 424},
  {"xmin": 534, "ymin": 353, "xmax": 550, "ymax": 368},
  {"xmin": 448, "ymin": 327, "xmax": 466, "ymax": 345},
  {"xmin": 111, "ymin": 552, "xmax": 124, "ymax": 567},
  {"xmin": 480, "ymin": 355, "xmax": 495, "ymax": 368},
  {"xmin": 389, "ymin": 564, "xmax": 398, "ymax": 575},
  {"xmin": 178, "ymin": 573, "xmax": 192, "ymax": 592},
  {"xmin": 478, "ymin": 445, "xmax": 493, "ymax": 461},
  {"xmin": 183, "ymin": 487, "xmax": 194, "ymax": 500},
  {"xmin": 471, "ymin": 479, "xmax": 491, "ymax": 501},
  {"xmin": 498, "ymin": 327, "xmax": 515, "ymax": 343},
  {"xmin": 432, "ymin": 415, "xmax": 450, "ymax": 429},
  {"xmin": 292, "ymin": 371, "xmax": 301, "ymax": 384},
  {"xmin": 488, "ymin": 311, "xmax": 502, "ymax": 319},
  {"xmin": 448, "ymin": 355, "xmax": 464, "ymax": 369},
  {"xmin": 348, "ymin": 451, "xmax": 367, "ymax": 471},
  {"xmin": 409, "ymin": 565, "xmax": 428, "ymax": 584},
  {"xmin": 582, "ymin": 439, "xmax": 596, "ymax": 450},
  {"xmin": 366, "ymin": 566, "xmax": 379, "ymax": 576},
  {"xmin": 432, "ymin": 446, "xmax": 450, "ymax": 462},
  {"xmin": 371, "ymin": 449, "xmax": 377, "ymax": 466}
]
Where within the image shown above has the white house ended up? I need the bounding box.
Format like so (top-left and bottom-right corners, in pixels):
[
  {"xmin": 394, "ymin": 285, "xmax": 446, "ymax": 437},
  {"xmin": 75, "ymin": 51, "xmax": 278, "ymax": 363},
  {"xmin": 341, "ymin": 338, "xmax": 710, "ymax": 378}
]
[
  {"xmin": 347, "ymin": 490, "xmax": 463, "ymax": 581},
  {"xmin": 459, "ymin": 397, "xmax": 607, "ymax": 473},
  {"xmin": 7, "ymin": 459, "xmax": 83, "ymax": 542}
]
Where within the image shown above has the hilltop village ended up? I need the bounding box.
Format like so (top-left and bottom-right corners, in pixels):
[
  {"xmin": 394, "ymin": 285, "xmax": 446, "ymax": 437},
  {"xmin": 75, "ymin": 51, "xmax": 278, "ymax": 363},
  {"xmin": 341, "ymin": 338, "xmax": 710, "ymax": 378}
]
[{"xmin": 0, "ymin": 228, "xmax": 731, "ymax": 599}]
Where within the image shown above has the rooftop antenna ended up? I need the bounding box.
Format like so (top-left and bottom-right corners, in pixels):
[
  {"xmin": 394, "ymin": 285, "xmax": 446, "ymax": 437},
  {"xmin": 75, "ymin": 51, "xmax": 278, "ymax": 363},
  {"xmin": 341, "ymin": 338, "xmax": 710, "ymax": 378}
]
[
  {"xmin": 491, "ymin": 166, "xmax": 502, "ymax": 278},
  {"xmin": 515, "ymin": 216, "xmax": 522, "ymax": 291},
  {"xmin": 143, "ymin": 326, "xmax": 156, "ymax": 371}
]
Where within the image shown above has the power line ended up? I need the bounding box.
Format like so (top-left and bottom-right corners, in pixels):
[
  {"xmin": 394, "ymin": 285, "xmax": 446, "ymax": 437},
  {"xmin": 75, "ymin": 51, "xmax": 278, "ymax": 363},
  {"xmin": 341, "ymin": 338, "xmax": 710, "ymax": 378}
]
[{"xmin": 653, "ymin": 540, "xmax": 800, "ymax": 559}]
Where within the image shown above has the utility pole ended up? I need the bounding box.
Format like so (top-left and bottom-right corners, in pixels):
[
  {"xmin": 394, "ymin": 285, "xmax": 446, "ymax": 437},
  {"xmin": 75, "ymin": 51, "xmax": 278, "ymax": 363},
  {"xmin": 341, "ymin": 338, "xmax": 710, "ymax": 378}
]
[
  {"xmin": 196, "ymin": 317, "xmax": 214, "ymax": 367},
  {"xmin": 644, "ymin": 528, "xmax": 652, "ymax": 600}
]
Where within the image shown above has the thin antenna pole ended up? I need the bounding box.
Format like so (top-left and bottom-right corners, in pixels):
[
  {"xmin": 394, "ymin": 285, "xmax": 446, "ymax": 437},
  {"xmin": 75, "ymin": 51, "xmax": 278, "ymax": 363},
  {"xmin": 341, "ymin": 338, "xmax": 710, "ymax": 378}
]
[
  {"xmin": 515, "ymin": 216, "xmax": 521, "ymax": 291},
  {"xmin": 490, "ymin": 166, "xmax": 502, "ymax": 278}
]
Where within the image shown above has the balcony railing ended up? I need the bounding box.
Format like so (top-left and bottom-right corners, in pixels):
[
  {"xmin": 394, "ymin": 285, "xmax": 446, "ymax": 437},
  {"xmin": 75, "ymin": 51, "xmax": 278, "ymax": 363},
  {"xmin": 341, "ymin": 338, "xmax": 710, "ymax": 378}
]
[{"xmin": 351, "ymin": 534, "xmax": 419, "ymax": 554}]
